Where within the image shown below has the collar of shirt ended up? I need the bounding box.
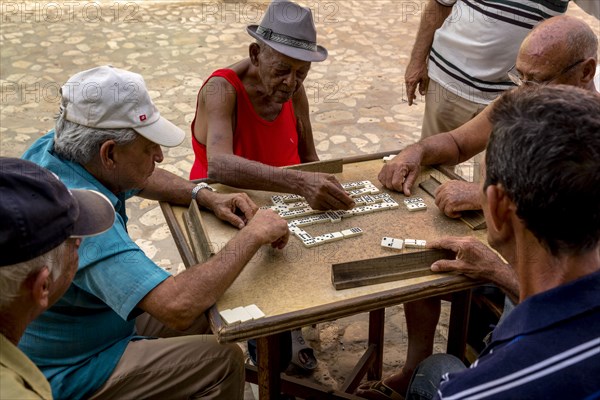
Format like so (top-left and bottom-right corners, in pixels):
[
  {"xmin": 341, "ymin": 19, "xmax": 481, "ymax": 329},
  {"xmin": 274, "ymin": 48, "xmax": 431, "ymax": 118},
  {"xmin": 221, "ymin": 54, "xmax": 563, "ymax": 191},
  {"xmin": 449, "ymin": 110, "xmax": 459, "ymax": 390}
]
[{"xmin": 490, "ymin": 270, "xmax": 600, "ymax": 344}]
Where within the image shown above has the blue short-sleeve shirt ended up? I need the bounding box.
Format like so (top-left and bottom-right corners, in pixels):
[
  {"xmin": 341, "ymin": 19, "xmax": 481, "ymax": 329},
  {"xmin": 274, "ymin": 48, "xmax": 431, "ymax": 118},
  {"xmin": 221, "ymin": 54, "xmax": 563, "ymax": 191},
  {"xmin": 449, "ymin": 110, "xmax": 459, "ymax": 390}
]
[{"xmin": 19, "ymin": 132, "xmax": 171, "ymax": 400}]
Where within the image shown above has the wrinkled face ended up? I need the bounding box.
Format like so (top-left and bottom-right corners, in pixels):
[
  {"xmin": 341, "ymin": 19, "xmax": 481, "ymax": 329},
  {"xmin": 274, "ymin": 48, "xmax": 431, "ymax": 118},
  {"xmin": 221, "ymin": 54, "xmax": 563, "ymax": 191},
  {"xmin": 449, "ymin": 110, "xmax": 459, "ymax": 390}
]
[
  {"xmin": 48, "ymin": 238, "xmax": 80, "ymax": 306},
  {"xmin": 258, "ymin": 46, "xmax": 311, "ymax": 103},
  {"xmin": 113, "ymin": 134, "xmax": 163, "ymax": 192}
]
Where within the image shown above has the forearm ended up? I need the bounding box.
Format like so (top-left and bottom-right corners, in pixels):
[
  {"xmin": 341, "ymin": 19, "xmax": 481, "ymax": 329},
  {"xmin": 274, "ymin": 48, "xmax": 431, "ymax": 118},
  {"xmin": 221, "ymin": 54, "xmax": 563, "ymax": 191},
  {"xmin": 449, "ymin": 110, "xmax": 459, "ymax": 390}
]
[
  {"xmin": 138, "ymin": 168, "xmax": 194, "ymax": 205},
  {"xmin": 139, "ymin": 227, "xmax": 264, "ymax": 330},
  {"xmin": 415, "ymin": 132, "xmax": 463, "ymax": 166},
  {"xmin": 208, "ymin": 154, "xmax": 309, "ymax": 195},
  {"xmin": 418, "ymin": 108, "xmax": 492, "ymax": 166},
  {"xmin": 410, "ymin": 0, "xmax": 452, "ymax": 63}
]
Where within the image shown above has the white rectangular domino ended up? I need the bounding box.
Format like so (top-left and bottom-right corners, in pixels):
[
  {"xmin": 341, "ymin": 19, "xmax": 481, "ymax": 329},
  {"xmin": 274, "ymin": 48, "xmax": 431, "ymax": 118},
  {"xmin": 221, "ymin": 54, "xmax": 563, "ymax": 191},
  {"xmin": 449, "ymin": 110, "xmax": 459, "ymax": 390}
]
[
  {"xmin": 229, "ymin": 306, "xmax": 253, "ymax": 323},
  {"xmin": 244, "ymin": 304, "xmax": 265, "ymax": 320},
  {"xmin": 404, "ymin": 239, "xmax": 427, "ymax": 248},
  {"xmin": 381, "ymin": 237, "xmax": 404, "ymax": 250},
  {"xmin": 326, "ymin": 210, "xmax": 342, "ymax": 223},
  {"xmin": 315, "ymin": 233, "xmax": 343, "ymax": 243},
  {"xmin": 296, "ymin": 232, "xmax": 313, "ymax": 241},
  {"xmin": 282, "ymin": 194, "xmax": 305, "ymax": 203},
  {"xmin": 403, "ymin": 197, "xmax": 424, "ymax": 204},
  {"xmin": 341, "ymin": 227, "xmax": 363, "ymax": 238},
  {"xmin": 406, "ymin": 202, "xmax": 427, "ymax": 211},
  {"xmin": 302, "ymin": 239, "xmax": 317, "ymax": 247},
  {"xmin": 219, "ymin": 309, "xmax": 239, "ymax": 324}
]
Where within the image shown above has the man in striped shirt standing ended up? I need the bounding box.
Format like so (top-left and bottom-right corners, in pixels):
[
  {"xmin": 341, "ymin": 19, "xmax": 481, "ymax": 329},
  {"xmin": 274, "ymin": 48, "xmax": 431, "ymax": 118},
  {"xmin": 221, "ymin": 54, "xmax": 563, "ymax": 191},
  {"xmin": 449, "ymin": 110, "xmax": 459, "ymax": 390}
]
[
  {"xmin": 404, "ymin": 0, "xmax": 598, "ymax": 138},
  {"xmin": 403, "ymin": 85, "xmax": 600, "ymax": 399}
]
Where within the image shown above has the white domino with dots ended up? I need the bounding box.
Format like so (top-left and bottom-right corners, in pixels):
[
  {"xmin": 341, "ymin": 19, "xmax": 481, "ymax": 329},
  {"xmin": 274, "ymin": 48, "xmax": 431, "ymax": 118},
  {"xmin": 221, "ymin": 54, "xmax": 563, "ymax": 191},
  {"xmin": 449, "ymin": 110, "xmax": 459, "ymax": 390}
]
[
  {"xmin": 404, "ymin": 239, "xmax": 427, "ymax": 248},
  {"xmin": 403, "ymin": 197, "xmax": 427, "ymax": 211},
  {"xmin": 381, "ymin": 237, "xmax": 404, "ymax": 250},
  {"xmin": 341, "ymin": 227, "xmax": 363, "ymax": 238}
]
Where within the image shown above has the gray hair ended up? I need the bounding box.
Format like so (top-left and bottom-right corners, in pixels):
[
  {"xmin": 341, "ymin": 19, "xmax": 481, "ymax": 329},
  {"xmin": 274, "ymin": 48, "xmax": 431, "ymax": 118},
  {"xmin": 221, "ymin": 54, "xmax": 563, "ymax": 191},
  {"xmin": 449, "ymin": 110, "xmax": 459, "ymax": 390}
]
[
  {"xmin": 53, "ymin": 103, "xmax": 138, "ymax": 165},
  {"xmin": 0, "ymin": 241, "xmax": 68, "ymax": 309}
]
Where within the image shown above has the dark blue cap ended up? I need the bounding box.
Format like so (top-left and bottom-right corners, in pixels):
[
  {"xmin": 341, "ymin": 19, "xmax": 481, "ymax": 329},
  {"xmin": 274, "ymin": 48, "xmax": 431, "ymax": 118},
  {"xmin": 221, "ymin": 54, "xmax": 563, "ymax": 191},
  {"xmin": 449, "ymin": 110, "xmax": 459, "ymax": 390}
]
[{"xmin": 0, "ymin": 158, "xmax": 114, "ymax": 266}]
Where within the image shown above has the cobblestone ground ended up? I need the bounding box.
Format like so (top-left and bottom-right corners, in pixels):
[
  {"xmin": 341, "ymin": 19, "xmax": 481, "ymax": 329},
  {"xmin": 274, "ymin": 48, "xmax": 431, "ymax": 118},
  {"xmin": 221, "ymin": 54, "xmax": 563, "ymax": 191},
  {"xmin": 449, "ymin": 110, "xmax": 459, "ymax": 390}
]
[{"xmin": 1, "ymin": 1, "xmax": 597, "ymax": 398}]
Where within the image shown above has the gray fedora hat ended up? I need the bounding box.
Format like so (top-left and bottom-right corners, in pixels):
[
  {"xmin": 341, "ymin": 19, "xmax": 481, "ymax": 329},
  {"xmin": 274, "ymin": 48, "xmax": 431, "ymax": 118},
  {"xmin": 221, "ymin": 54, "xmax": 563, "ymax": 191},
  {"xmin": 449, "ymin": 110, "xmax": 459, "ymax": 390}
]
[{"xmin": 247, "ymin": 0, "xmax": 328, "ymax": 62}]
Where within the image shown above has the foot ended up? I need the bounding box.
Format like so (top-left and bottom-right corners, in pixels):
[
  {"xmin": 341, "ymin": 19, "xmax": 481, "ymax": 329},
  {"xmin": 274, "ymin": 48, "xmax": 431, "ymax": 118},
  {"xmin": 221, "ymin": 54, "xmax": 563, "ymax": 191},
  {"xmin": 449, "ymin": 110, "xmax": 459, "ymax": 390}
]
[{"xmin": 355, "ymin": 370, "xmax": 412, "ymax": 400}]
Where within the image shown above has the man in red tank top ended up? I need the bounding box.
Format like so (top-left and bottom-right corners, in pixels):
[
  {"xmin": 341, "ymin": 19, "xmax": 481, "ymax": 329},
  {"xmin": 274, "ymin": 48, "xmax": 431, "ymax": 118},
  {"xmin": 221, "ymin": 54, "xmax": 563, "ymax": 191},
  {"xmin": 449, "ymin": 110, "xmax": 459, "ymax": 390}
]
[{"xmin": 190, "ymin": 0, "xmax": 354, "ymax": 212}]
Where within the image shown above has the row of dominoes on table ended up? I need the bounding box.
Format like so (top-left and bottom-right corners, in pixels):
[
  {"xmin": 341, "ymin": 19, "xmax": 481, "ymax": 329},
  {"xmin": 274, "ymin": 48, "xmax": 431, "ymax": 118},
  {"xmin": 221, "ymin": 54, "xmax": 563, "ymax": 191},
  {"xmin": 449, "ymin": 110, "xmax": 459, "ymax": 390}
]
[
  {"xmin": 261, "ymin": 181, "xmax": 431, "ymax": 248},
  {"xmin": 381, "ymin": 237, "xmax": 427, "ymax": 250}
]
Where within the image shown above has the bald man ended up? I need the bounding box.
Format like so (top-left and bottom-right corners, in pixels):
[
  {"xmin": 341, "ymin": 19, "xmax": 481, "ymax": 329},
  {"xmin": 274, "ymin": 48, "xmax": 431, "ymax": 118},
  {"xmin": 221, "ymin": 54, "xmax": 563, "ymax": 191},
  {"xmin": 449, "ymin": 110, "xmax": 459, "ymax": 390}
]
[
  {"xmin": 358, "ymin": 16, "xmax": 599, "ymax": 400},
  {"xmin": 380, "ymin": 15, "xmax": 598, "ymax": 211}
]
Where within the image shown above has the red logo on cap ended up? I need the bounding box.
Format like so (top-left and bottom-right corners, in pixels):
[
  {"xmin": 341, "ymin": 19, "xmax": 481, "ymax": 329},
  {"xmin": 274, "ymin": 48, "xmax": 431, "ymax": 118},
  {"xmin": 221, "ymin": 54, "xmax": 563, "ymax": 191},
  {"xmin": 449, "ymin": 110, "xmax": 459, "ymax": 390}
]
[{"xmin": 139, "ymin": 114, "xmax": 147, "ymax": 121}]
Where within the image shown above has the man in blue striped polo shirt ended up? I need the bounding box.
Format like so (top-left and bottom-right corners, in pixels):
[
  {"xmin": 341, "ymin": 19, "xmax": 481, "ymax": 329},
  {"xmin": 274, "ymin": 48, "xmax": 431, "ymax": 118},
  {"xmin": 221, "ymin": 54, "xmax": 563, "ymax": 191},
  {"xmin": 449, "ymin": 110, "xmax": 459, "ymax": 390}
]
[{"xmin": 404, "ymin": 85, "xmax": 599, "ymax": 400}]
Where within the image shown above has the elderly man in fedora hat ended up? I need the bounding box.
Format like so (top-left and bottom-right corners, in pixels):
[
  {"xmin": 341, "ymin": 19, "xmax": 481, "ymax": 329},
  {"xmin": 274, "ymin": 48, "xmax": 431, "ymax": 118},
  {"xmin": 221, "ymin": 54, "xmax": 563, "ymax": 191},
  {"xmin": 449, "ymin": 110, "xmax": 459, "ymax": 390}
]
[
  {"xmin": 19, "ymin": 65, "xmax": 290, "ymax": 400},
  {"xmin": 190, "ymin": 0, "xmax": 352, "ymax": 371},
  {"xmin": 190, "ymin": 0, "xmax": 354, "ymax": 211},
  {"xmin": 1, "ymin": 158, "xmax": 114, "ymax": 400}
]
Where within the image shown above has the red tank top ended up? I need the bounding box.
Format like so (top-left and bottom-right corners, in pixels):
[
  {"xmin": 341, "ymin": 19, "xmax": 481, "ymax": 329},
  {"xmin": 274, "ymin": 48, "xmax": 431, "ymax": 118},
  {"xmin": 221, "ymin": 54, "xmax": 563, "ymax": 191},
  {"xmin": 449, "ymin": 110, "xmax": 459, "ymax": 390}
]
[{"xmin": 190, "ymin": 69, "xmax": 300, "ymax": 179}]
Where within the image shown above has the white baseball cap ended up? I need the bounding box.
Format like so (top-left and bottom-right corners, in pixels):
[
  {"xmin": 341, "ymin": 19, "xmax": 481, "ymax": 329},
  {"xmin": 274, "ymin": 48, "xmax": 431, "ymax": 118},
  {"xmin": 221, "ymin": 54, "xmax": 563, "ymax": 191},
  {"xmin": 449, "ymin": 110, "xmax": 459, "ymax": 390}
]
[{"xmin": 60, "ymin": 65, "xmax": 185, "ymax": 147}]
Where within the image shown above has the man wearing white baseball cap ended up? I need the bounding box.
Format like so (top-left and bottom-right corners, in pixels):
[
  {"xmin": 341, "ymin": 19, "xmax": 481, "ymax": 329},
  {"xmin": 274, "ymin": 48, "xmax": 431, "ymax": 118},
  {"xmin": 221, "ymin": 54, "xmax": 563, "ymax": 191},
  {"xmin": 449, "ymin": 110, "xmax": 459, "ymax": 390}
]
[
  {"xmin": 20, "ymin": 65, "xmax": 290, "ymax": 400},
  {"xmin": 1, "ymin": 157, "xmax": 114, "ymax": 400}
]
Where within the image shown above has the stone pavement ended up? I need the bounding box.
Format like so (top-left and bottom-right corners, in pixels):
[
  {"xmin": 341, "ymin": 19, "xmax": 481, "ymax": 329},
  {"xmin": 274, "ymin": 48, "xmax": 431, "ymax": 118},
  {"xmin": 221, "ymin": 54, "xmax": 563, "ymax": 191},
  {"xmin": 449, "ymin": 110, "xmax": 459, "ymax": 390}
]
[{"xmin": 1, "ymin": 1, "xmax": 598, "ymax": 398}]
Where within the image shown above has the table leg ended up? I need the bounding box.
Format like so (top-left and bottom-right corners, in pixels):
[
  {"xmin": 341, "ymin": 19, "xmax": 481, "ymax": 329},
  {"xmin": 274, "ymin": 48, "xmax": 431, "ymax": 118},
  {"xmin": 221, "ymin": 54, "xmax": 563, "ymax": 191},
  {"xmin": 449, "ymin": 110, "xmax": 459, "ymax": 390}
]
[
  {"xmin": 447, "ymin": 289, "xmax": 472, "ymax": 361},
  {"xmin": 367, "ymin": 308, "xmax": 385, "ymax": 380},
  {"xmin": 257, "ymin": 334, "xmax": 282, "ymax": 400}
]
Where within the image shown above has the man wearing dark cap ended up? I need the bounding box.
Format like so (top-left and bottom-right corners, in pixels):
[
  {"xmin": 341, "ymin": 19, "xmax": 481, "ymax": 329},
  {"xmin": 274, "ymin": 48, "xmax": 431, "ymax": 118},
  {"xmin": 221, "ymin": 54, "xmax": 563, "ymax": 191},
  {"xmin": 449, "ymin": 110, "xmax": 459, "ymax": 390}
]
[
  {"xmin": 0, "ymin": 158, "xmax": 114, "ymax": 400},
  {"xmin": 190, "ymin": 0, "xmax": 354, "ymax": 212},
  {"xmin": 19, "ymin": 65, "xmax": 290, "ymax": 399}
]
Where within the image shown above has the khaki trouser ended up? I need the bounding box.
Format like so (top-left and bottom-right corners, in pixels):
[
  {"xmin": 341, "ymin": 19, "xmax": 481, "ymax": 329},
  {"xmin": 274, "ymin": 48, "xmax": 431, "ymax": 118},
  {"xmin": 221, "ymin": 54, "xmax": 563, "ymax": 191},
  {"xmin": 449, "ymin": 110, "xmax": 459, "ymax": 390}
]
[
  {"xmin": 421, "ymin": 79, "xmax": 488, "ymax": 182},
  {"xmin": 89, "ymin": 314, "xmax": 244, "ymax": 400}
]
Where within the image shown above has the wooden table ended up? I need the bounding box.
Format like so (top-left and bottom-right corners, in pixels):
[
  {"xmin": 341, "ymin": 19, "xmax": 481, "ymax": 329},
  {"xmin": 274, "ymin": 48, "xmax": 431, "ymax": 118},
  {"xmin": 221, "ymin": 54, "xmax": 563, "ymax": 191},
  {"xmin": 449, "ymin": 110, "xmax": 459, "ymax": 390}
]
[{"xmin": 160, "ymin": 153, "xmax": 487, "ymax": 399}]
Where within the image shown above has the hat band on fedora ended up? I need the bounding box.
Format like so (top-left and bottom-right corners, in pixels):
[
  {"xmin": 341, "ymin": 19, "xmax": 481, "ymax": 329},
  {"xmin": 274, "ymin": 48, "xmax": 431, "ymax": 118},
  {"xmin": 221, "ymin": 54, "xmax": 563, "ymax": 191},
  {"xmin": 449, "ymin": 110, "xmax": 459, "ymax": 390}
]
[{"xmin": 256, "ymin": 25, "xmax": 317, "ymax": 52}]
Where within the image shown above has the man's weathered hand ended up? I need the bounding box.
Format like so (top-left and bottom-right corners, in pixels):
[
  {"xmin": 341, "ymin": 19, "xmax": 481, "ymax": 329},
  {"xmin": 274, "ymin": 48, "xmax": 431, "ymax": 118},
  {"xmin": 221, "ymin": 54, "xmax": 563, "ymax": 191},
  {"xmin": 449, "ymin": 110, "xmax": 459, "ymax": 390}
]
[
  {"xmin": 203, "ymin": 192, "xmax": 258, "ymax": 229},
  {"xmin": 405, "ymin": 58, "xmax": 429, "ymax": 106},
  {"xmin": 244, "ymin": 209, "xmax": 290, "ymax": 249},
  {"xmin": 378, "ymin": 144, "xmax": 423, "ymax": 195},
  {"xmin": 428, "ymin": 237, "xmax": 508, "ymax": 281},
  {"xmin": 434, "ymin": 180, "xmax": 481, "ymax": 218},
  {"xmin": 302, "ymin": 173, "xmax": 355, "ymax": 211}
]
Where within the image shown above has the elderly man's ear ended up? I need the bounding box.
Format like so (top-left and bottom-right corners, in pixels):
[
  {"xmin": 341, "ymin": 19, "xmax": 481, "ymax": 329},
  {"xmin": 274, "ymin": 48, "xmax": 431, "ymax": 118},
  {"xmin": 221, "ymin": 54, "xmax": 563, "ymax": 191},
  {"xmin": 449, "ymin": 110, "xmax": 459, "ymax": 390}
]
[
  {"xmin": 28, "ymin": 267, "xmax": 51, "ymax": 310},
  {"xmin": 580, "ymin": 57, "xmax": 597, "ymax": 86},
  {"xmin": 98, "ymin": 140, "xmax": 118, "ymax": 169},
  {"xmin": 485, "ymin": 184, "xmax": 516, "ymax": 240},
  {"xmin": 249, "ymin": 43, "xmax": 261, "ymax": 66}
]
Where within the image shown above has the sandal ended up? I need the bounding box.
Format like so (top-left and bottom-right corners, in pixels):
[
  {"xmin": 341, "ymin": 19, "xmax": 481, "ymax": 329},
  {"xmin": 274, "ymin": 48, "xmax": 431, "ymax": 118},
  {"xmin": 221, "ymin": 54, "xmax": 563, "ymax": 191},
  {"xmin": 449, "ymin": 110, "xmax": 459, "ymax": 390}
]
[
  {"xmin": 356, "ymin": 380, "xmax": 405, "ymax": 400},
  {"xmin": 290, "ymin": 329, "xmax": 317, "ymax": 371}
]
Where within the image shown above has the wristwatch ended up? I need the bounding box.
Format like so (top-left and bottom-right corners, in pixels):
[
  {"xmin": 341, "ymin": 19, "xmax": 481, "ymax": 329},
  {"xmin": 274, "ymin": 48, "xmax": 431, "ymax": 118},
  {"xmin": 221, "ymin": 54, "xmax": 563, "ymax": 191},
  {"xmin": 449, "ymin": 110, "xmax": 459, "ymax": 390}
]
[{"xmin": 191, "ymin": 182, "xmax": 215, "ymax": 200}]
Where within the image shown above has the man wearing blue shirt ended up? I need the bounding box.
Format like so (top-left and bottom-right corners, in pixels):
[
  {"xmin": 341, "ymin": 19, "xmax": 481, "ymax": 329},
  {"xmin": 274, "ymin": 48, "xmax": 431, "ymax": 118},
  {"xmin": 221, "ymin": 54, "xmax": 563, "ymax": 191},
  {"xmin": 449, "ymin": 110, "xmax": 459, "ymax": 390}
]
[
  {"xmin": 404, "ymin": 86, "xmax": 600, "ymax": 399},
  {"xmin": 20, "ymin": 65, "xmax": 290, "ymax": 400}
]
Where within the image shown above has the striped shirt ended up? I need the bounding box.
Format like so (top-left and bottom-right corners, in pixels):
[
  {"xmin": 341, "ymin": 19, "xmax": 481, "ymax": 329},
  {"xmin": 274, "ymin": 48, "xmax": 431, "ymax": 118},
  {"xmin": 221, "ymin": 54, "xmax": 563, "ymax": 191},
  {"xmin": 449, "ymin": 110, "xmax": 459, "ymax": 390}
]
[
  {"xmin": 429, "ymin": 0, "xmax": 571, "ymax": 104},
  {"xmin": 436, "ymin": 270, "xmax": 600, "ymax": 399}
]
